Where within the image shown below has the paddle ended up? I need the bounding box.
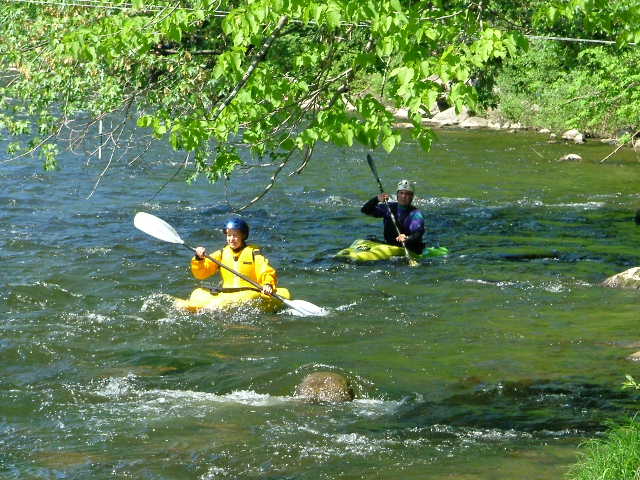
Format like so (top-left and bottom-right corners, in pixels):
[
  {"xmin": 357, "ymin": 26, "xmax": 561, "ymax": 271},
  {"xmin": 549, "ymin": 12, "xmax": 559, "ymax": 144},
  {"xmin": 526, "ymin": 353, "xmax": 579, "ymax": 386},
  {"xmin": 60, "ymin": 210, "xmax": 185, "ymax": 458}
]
[
  {"xmin": 133, "ymin": 212, "xmax": 328, "ymax": 317},
  {"xmin": 366, "ymin": 154, "xmax": 419, "ymax": 267}
]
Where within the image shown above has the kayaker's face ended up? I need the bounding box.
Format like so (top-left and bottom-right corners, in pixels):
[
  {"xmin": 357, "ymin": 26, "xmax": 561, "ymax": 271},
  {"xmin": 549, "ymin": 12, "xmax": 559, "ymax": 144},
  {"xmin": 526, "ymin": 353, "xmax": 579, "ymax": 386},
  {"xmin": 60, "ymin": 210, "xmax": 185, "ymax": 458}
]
[
  {"xmin": 226, "ymin": 228, "xmax": 246, "ymax": 250},
  {"xmin": 397, "ymin": 189, "xmax": 414, "ymax": 206}
]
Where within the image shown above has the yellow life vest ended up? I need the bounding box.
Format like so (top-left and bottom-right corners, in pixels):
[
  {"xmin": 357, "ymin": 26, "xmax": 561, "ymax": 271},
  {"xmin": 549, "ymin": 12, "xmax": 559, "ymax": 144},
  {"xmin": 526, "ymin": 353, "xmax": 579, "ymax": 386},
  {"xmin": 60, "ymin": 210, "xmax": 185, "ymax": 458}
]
[{"xmin": 190, "ymin": 244, "xmax": 277, "ymax": 289}]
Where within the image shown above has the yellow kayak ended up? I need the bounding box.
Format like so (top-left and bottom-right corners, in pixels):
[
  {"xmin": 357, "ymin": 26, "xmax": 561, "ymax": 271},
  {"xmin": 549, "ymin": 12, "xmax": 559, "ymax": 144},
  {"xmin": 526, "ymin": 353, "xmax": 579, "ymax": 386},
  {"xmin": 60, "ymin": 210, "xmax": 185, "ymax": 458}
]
[
  {"xmin": 335, "ymin": 239, "xmax": 448, "ymax": 262},
  {"xmin": 174, "ymin": 287, "xmax": 291, "ymax": 313}
]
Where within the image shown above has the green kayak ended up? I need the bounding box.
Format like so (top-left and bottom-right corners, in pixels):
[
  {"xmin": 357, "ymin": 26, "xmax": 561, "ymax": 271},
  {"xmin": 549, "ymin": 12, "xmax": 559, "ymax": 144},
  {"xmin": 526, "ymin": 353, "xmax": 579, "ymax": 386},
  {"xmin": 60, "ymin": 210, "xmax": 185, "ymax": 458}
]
[{"xmin": 335, "ymin": 239, "xmax": 448, "ymax": 262}]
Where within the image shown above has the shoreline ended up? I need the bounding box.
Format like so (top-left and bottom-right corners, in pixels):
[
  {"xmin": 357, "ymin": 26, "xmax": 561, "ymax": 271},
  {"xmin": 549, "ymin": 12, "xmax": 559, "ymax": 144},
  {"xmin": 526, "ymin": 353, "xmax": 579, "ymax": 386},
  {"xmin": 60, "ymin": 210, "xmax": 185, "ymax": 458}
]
[{"xmin": 390, "ymin": 105, "xmax": 629, "ymax": 153}]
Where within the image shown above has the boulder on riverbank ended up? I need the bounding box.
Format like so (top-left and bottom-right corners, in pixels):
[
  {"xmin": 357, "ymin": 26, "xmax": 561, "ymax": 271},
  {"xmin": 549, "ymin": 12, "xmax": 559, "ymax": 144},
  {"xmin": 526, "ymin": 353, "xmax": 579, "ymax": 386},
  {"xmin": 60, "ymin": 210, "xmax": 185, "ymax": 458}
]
[
  {"xmin": 601, "ymin": 267, "xmax": 640, "ymax": 289},
  {"xmin": 460, "ymin": 117, "xmax": 490, "ymax": 129},
  {"xmin": 562, "ymin": 129, "xmax": 585, "ymax": 144},
  {"xmin": 423, "ymin": 106, "xmax": 470, "ymax": 127},
  {"xmin": 294, "ymin": 372, "xmax": 354, "ymax": 402}
]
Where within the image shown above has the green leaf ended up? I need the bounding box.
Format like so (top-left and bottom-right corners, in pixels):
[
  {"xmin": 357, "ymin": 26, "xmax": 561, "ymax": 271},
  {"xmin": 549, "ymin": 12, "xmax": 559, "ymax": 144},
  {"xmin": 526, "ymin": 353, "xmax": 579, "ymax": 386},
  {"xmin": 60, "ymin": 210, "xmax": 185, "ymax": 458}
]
[
  {"xmin": 246, "ymin": 13, "xmax": 259, "ymax": 35},
  {"xmin": 153, "ymin": 120, "xmax": 167, "ymax": 137},
  {"xmin": 390, "ymin": 0, "xmax": 402, "ymax": 11},
  {"xmin": 231, "ymin": 51, "xmax": 243, "ymax": 73},
  {"xmin": 7, "ymin": 142, "xmax": 22, "ymax": 155},
  {"xmin": 233, "ymin": 29, "xmax": 245, "ymax": 46},
  {"xmin": 299, "ymin": 127, "xmax": 319, "ymax": 145},
  {"xmin": 280, "ymin": 138, "xmax": 295, "ymax": 151},
  {"xmin": 340, "ymin": 123, "xmax": 354, "ymax": 146},
  {"xmin": 413, "ymin": 127, "xmax": 436, "ymax": 152},
  {"xmin": 41, "ymin": 143, "xmax": 59, "ymax": 171},
  {"xmin": 354, "ymin": 52, "xmax": 376, "ymax": 67},
  {"xmin": 391, "ymin": 66, "xmax": 415, "ymax": 86},
  {"xmin": 137, "ymin": 115, "xmax": 154, "ymax": 128},
  {"xmin": 450, "ymin": 83, "xmax": 478, "ymax": 112},
  {"xmin": 325, "ymin": 8, "xmax": 341, "ymax": 29},
  {"xmin": 308, "ymin": 4, "xmax": 324, "ymax": 24},
  {"xmin": 381, "ymin": 133, "xmax": 397, "ymax": 152},
  {"xmin": 379, "ymin": 36, "xmax": 397, "ymax": 56},
  {"xmin": 167, "ymin": 24, "xmax": 182, "ymax": 43}
]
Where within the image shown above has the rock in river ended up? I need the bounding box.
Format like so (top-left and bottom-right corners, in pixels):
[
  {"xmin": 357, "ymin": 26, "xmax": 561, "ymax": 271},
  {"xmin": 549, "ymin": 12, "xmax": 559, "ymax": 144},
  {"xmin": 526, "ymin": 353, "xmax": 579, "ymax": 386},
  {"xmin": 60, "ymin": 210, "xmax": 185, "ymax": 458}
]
[
  {"xmin": 601, "ymin": 267, "xmax": 640, "ymax": 289},
  {"xmin": 295, "ymin": 372, "xmax": 354, "ymax": 402}
]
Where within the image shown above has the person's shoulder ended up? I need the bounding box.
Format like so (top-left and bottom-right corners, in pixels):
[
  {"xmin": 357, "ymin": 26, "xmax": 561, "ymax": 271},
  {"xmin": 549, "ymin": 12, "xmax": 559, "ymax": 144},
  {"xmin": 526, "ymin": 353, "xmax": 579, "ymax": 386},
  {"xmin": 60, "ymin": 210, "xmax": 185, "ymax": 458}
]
[{"xmin": 248, "ymin": 245, "xmax": 271, "ymax": 260}]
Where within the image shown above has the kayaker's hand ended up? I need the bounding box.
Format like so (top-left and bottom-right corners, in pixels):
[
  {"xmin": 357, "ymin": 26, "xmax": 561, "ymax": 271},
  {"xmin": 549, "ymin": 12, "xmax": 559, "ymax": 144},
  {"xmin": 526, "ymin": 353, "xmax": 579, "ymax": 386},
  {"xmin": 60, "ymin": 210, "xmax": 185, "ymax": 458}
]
[
  {"xmin": 262, "ymin": 284, "xmax": 274, "ymax": 296},
  {"xmin": 377, "ymin": 192, "xmax": 390, "ymax": 202},
  {"xmin": 396, "ymin": 233, "xmax": 408, "ymax": 243},
  {"xmin": 194, "ymin": 246, "xmax": 206, "ymax": 260}
]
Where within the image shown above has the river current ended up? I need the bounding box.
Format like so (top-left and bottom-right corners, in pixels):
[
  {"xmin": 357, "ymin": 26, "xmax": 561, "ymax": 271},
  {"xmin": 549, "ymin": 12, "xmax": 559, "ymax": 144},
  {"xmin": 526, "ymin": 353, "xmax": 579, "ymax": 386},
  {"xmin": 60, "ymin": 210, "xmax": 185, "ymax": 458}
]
[{"xmin": 2, "ymin": 128, "xmax": 640, "ymax": 479}]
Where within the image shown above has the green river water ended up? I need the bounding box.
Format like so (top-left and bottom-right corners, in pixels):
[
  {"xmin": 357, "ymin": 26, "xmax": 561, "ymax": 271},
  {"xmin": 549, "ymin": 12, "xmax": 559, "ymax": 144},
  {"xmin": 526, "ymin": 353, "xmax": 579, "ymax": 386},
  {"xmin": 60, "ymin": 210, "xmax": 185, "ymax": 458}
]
[{"xmin": 2, "ymin": 128, "xmax": 640, "ymax": 479}]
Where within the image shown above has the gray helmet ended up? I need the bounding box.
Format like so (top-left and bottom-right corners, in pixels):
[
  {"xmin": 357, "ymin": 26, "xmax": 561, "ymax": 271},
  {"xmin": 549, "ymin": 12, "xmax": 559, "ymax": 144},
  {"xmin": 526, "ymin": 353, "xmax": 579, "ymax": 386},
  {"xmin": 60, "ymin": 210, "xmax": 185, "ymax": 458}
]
[{"xmin": 397, "ymin": 179, "xmax": 415, "ymax": 193}]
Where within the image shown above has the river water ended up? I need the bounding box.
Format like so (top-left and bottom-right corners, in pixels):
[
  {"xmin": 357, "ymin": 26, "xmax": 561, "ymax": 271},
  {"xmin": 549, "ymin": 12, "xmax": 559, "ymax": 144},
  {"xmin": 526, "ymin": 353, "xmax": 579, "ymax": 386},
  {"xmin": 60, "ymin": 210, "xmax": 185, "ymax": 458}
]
[{"xmin": 2, "ymin": 129, "xmax": 640, "ymax": 479}]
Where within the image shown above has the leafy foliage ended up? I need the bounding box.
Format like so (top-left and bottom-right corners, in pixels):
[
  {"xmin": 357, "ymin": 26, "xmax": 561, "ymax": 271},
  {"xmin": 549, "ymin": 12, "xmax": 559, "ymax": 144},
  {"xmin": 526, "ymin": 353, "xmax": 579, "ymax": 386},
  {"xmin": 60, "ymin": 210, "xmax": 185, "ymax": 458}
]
[
  {"xmin": 541, "ymin": 0, "xmax": 640, "ymax": 45},
  {"xmin": 494, "ymin": 39, "xmax": 640, "ymax": 136},
  {"xmin": 0, "ymin": 0, "xmax": 523, "ymax": 188}
]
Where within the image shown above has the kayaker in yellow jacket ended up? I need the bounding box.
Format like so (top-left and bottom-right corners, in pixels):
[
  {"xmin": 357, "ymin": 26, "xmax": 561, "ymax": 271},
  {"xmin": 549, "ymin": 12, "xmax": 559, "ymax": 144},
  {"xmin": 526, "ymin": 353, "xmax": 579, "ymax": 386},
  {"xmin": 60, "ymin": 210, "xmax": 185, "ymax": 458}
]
[{"xmin": 191, "ymin": 218, "xmax": 277, "ymax": 295}]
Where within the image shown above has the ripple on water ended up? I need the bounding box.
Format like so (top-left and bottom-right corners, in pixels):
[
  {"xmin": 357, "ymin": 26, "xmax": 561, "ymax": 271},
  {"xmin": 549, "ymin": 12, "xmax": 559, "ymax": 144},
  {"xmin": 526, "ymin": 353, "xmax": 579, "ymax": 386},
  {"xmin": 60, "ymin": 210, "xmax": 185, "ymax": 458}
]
[
  {"xmin": 4, "ymin": 130, "xmax": 640, "ymax": 480},
  {"xmin": 5, "ymin": 281, "xmax": 82, "ymax": 310}
]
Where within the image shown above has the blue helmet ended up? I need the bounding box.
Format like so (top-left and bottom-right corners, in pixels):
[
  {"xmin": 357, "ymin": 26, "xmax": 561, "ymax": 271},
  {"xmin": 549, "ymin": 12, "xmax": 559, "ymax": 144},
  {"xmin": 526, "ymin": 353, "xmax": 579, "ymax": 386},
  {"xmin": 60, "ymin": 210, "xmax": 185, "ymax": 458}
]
[{"xmin": 222, "ymin": 218, "xmax": 249, "ymax": 238}]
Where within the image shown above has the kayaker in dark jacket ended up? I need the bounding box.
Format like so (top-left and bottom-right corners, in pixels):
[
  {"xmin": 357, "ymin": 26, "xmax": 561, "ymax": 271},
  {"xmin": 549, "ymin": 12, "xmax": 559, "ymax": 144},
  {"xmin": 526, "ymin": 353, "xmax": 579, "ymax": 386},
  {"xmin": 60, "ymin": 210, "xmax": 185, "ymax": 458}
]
[{"xmin": 361, "ymin": 179, "xmax": 426, "ymax": 254}]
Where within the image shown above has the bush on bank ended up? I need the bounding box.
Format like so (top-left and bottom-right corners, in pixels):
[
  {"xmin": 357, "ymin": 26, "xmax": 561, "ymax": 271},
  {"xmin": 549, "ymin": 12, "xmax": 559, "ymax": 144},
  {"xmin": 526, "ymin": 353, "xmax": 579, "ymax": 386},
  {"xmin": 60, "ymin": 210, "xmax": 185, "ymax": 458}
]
[
  {"xmin": 492, "ymin": 40, "xmax": 640, "ymax": 138},
  {"xmin": 566, "ymin": 418, "xmax": 640, "ymax": 480}
]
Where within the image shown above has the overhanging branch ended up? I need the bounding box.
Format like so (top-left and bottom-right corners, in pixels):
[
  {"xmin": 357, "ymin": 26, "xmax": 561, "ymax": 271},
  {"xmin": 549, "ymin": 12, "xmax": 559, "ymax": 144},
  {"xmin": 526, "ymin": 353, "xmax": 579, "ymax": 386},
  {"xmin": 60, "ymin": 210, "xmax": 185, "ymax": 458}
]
[{"xmin": 209, "ymin": 15, "xmax": 289, "ymax": 123}]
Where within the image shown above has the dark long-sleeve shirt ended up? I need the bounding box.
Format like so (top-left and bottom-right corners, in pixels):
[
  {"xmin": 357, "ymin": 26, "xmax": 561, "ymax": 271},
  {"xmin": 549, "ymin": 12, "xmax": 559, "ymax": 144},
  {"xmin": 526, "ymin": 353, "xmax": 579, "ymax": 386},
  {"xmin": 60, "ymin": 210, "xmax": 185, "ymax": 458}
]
[{"xmin": 361, "ymin": 197, "xmax": 425, "ymax": 254}]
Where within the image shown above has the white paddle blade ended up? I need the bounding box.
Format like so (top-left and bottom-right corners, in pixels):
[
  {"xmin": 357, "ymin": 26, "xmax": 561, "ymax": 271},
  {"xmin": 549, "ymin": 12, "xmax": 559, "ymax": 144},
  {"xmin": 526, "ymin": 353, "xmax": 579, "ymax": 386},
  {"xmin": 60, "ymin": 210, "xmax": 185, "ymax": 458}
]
[
  {"xmin": 283, "ymin": 299, "xmax": 329, "ymax": 317},
  {"xmin": 134, "ymin": 212, "xmax": 184, "ymax": 245}
]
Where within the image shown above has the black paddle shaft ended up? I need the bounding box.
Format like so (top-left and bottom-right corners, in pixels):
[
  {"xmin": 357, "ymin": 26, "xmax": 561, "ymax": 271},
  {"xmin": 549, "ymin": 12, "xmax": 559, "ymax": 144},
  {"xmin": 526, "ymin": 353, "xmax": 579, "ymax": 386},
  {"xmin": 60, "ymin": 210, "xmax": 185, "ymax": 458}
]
[
  {"xmin": 366, "ymin": 154, "xmax": 403, "ymax": 237},
  {"xmin": 366, "ymin": 154, "xmax": 386, "ymax": 194}
]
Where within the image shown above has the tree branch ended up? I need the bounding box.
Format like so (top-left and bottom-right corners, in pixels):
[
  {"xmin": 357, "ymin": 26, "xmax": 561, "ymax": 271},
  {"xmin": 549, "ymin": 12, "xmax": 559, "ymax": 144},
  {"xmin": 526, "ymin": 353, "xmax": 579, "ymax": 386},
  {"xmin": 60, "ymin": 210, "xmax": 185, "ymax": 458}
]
[
  {"xmin": 235, "ymin": 149, "xmax": 295, "ymax": 212},
  {"xmin": 600, "ymin": 129, "xmax": 640, "ymax": 163},
  {"xmin": 209, "ymin": 15, "xmax": 289, "ymax": 123},
  {"xmin": 289, "ymin": 143, "xmax": 315, "ymax": 176}
]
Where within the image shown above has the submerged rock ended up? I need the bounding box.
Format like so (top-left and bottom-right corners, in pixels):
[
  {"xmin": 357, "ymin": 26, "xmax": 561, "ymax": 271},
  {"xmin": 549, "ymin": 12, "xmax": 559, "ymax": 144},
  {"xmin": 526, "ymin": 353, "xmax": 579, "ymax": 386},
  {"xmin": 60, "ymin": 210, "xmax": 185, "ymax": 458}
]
[
  {"xmin": 627, "ymin": 351, "xmax": 640, "ymax": 361},
  {"xmin": 295, "ymin": 372, "xmax": 354, "ymax": 402},
  {"xmin": 498, "ymin": 250, "xmax": 560, "ymax": 261},
  {"xmin": 601, "ymin": 267, "xmax": 640, "ymax": 289},
  {"xmin": 558, "ymin": 153, "xmax": 582, "ymax": 162}
]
